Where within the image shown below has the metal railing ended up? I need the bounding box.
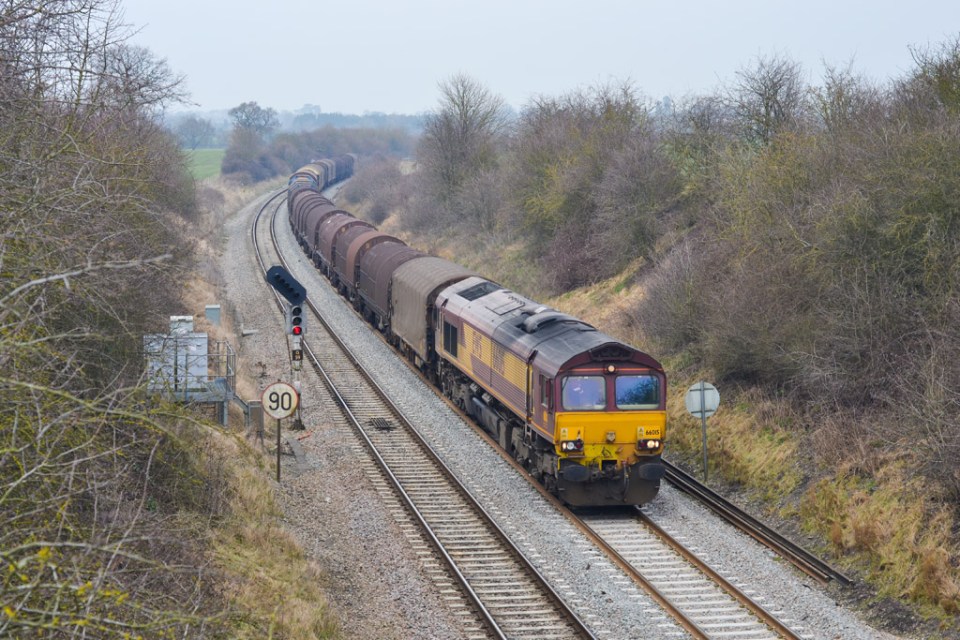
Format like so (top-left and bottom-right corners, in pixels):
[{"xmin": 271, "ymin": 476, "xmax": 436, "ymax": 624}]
[{"xmin": 144, "ymin": 335, "xmax": 237, "ymax": 411}]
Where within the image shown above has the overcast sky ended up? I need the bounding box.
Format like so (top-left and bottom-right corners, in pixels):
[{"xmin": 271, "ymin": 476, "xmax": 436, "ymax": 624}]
[{"xmin": 119, "ymin": 0, "xmax": 960, "ymax": 115}]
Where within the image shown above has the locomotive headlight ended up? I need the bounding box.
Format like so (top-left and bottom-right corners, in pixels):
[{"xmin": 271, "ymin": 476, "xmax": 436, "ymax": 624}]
[
  {"xmin": 560, "ymin": 439, "xmax": 584, "ymax": 453},
  {"xmin": 637, "ymin": 439, "xmax": 662, "ymax": 450}
]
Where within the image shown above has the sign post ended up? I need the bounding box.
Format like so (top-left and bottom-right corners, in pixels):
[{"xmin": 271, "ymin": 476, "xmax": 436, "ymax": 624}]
[
  {"xmin": 684, "ymin": 381, "xmax": 720, "ymax": 483},
  {"xmin": 261, "ymin": 381, "xmax": 299, "ymax": 482}
]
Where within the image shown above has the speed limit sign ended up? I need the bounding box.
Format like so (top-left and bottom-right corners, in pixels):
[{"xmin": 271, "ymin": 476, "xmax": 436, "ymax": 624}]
[{"xmin": 261, "ymin": 382, "xmax": 299, "ymax": 419}]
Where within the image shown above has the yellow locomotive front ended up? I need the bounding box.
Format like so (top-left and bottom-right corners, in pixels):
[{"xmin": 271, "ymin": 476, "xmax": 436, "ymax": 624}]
[{"xmin": 552, "ymin": 364, "xmax": 666, "ymax": 505}]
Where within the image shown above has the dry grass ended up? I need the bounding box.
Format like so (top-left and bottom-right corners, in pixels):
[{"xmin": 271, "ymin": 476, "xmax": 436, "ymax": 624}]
[
  {"xmin": 801, "ymin": 468, "xmax": 960, "ymax": 616},
  {"xmin": 664, "ymin": 383, "xmax": 803, "ymax": 502},
  {"xmin": 208, "ymin": 431, "xmax": 339, "ymax": 638},
  {"xmin": 154, "ymin": 421, "xmax": 340, "ymax": 639}
]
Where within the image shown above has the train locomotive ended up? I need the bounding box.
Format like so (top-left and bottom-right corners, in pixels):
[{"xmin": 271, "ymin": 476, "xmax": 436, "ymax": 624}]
[{"xmin": 287, "ymin": 157, "xmax": 667, "ymax": 506}]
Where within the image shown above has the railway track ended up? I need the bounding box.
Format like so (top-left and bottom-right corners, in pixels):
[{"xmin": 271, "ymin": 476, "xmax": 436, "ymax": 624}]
[
  {"xmin": 662, "ymin": 461, "xmax": 853, "ymax": 587},
  {"xmin": 577, "ymin": 508, "xmax": 809, "ymax": 640},
  {"xmin": 252, "ymin": 189, "xmax": 596, "ymax": 640}
]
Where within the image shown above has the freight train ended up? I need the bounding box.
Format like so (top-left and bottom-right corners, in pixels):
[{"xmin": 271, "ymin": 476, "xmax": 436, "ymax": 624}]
[{"xmin": 287, "ymin": 156, "xmax": 667, "ymax": 506}]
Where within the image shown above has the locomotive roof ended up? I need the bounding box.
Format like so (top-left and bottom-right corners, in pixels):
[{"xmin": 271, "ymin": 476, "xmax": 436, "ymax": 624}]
[{"xmin": 437, "ymin": 277, "xmax": 662, "ymax": 377}]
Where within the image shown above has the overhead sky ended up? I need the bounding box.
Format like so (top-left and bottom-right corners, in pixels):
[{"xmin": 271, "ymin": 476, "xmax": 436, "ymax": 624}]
[{"xmin": 119, "ymin": 0, "xmax": 960, "ymax": 115}]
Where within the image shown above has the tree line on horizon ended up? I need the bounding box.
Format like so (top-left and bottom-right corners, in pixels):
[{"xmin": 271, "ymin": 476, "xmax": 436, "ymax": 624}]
[
  {"xmin": 172, "ymin": 107, "xmax": 425, "ymax": 151},
  {"xmin": 214, "ymin": 101, "xmax": 417, "ymax": 182}
]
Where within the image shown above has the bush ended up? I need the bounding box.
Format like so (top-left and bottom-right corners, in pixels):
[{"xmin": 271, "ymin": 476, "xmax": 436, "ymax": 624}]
[
  {"xmin": 0, "ymin": 2, "xmax": 233, "ymax": 634},
  {"xmin": 342, "ymin": 155, "xmax": 407, "ymax": 224}
]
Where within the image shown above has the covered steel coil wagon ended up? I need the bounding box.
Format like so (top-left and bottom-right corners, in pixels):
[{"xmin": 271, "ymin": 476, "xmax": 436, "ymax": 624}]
[{"xmin": 390, "ymin": 256, "xmax": 476, "ymax": 366}]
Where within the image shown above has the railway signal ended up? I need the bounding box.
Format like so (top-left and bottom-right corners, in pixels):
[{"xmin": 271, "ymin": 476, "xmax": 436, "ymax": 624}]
[
  {"xmin": 291, "ymin": 304, "xmax": 303, "ymax": 335},
  {"xmin": 265, "ymin": 266, "xmax": 308, "ymax": 372},
  {"xmin": 265, "ymin": 265, "xmax": 306, "ymax": 306},
  {"xmin": 286, "ymin": 303, "xmax": 305, "ymax": 336}
]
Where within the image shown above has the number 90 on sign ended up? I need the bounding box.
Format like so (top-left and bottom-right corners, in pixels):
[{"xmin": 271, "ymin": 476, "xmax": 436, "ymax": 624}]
[{"xmin": 261, "ymin": 382, "xmax": 299, "ymax": 419}]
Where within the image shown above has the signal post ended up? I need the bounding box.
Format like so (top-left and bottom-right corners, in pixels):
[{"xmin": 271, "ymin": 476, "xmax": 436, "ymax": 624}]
[{"xmin": 265, "ymin": 266, "xmax": 309, "ymax": 452}]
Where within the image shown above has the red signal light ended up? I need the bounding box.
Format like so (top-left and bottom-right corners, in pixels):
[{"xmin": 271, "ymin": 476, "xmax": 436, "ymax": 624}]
[{"xmin": 292, "ymin": 325, "xmax": 303, "ymax": 336}]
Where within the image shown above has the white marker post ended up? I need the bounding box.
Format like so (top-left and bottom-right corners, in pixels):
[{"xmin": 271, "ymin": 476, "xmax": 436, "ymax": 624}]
[
  {"xmin": 261, "ymin": 381, "xmax": 299, "ymax": 482},
  {"xmin": 684, "ymin": 381, "xmax": 720, "ymax": 482}
]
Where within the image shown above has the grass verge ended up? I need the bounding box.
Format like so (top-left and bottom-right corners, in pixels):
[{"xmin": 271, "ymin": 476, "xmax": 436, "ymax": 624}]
[
  {"xmin": 187, "ymin": 148, "xmax": 226, "ymax": 181},
  {"xmin": 206, "ymin": 426, "xmax": 340, "ymax": 638}
]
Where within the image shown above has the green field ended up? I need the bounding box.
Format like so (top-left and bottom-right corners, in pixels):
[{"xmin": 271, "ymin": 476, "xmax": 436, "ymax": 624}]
[{"xmin": 186, "ymin": 148, "xmax": 225, "ymax": 180}]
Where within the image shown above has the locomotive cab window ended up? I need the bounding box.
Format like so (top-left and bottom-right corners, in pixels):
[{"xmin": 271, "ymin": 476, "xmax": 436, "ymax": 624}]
[
  {"xmin": 615, "ymin": 375, "xmax": 660, "ymax": 410},
  {"xmin": 561, "ymin": 375, "xmax": 605, "ymax": 411},
  {"xmin": 539, "ymin": 375, "xmax": 552, "ymax": 409},
  {"xmin": 443, "ymin": 320, "xmax": 458, "ymax": 357}
]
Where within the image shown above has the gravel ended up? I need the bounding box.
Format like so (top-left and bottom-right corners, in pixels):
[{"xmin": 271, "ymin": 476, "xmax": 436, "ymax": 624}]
[
  {"xmin": 219, "ymin": 189, "xmax": 468, "ymax": 640},
  {"xmin": 218, "ymin": 186, "xmax": 906, "ymax": 640}
]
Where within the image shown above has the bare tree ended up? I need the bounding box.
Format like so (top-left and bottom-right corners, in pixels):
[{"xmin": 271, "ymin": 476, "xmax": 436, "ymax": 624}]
[
  {"xmin": 812, "ymin": 62, "xmax": 881, "ymax": 134},
  {"xmin": 176, "ymin": 115, "xmax": 216, "ymax": 149},
  {"xmin": 729, "ymin": 54, "xmax": 807, "ymax": 144},
  {"xmin": 899, "ymin": 35, "xmax": 960, "ymax": 115},
  {"xmin": 417, "ymin": 73, "xmax": 508, "ymax": 210},
  {"xmin": 0, "ymin": 1, "xmax": 227, "ymax": 635},
  {"xmin": 94, "ymin": 44, "xmax": 187, "ymax": 111}
]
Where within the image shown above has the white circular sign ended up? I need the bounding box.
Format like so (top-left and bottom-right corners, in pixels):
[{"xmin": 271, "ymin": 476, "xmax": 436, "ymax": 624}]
[
  {"xmin": 685, "ymin": 381, "xmax": 720, "ymax": 418},
  {"xmin": 261, "ymin": 382, "xmax": 299, "ymax": 419}
]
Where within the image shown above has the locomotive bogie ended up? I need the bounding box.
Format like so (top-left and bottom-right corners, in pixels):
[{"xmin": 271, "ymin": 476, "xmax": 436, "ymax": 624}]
[{"xmin": 557, "ymin": 460, "xmax": 663, "ymax": 506}]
